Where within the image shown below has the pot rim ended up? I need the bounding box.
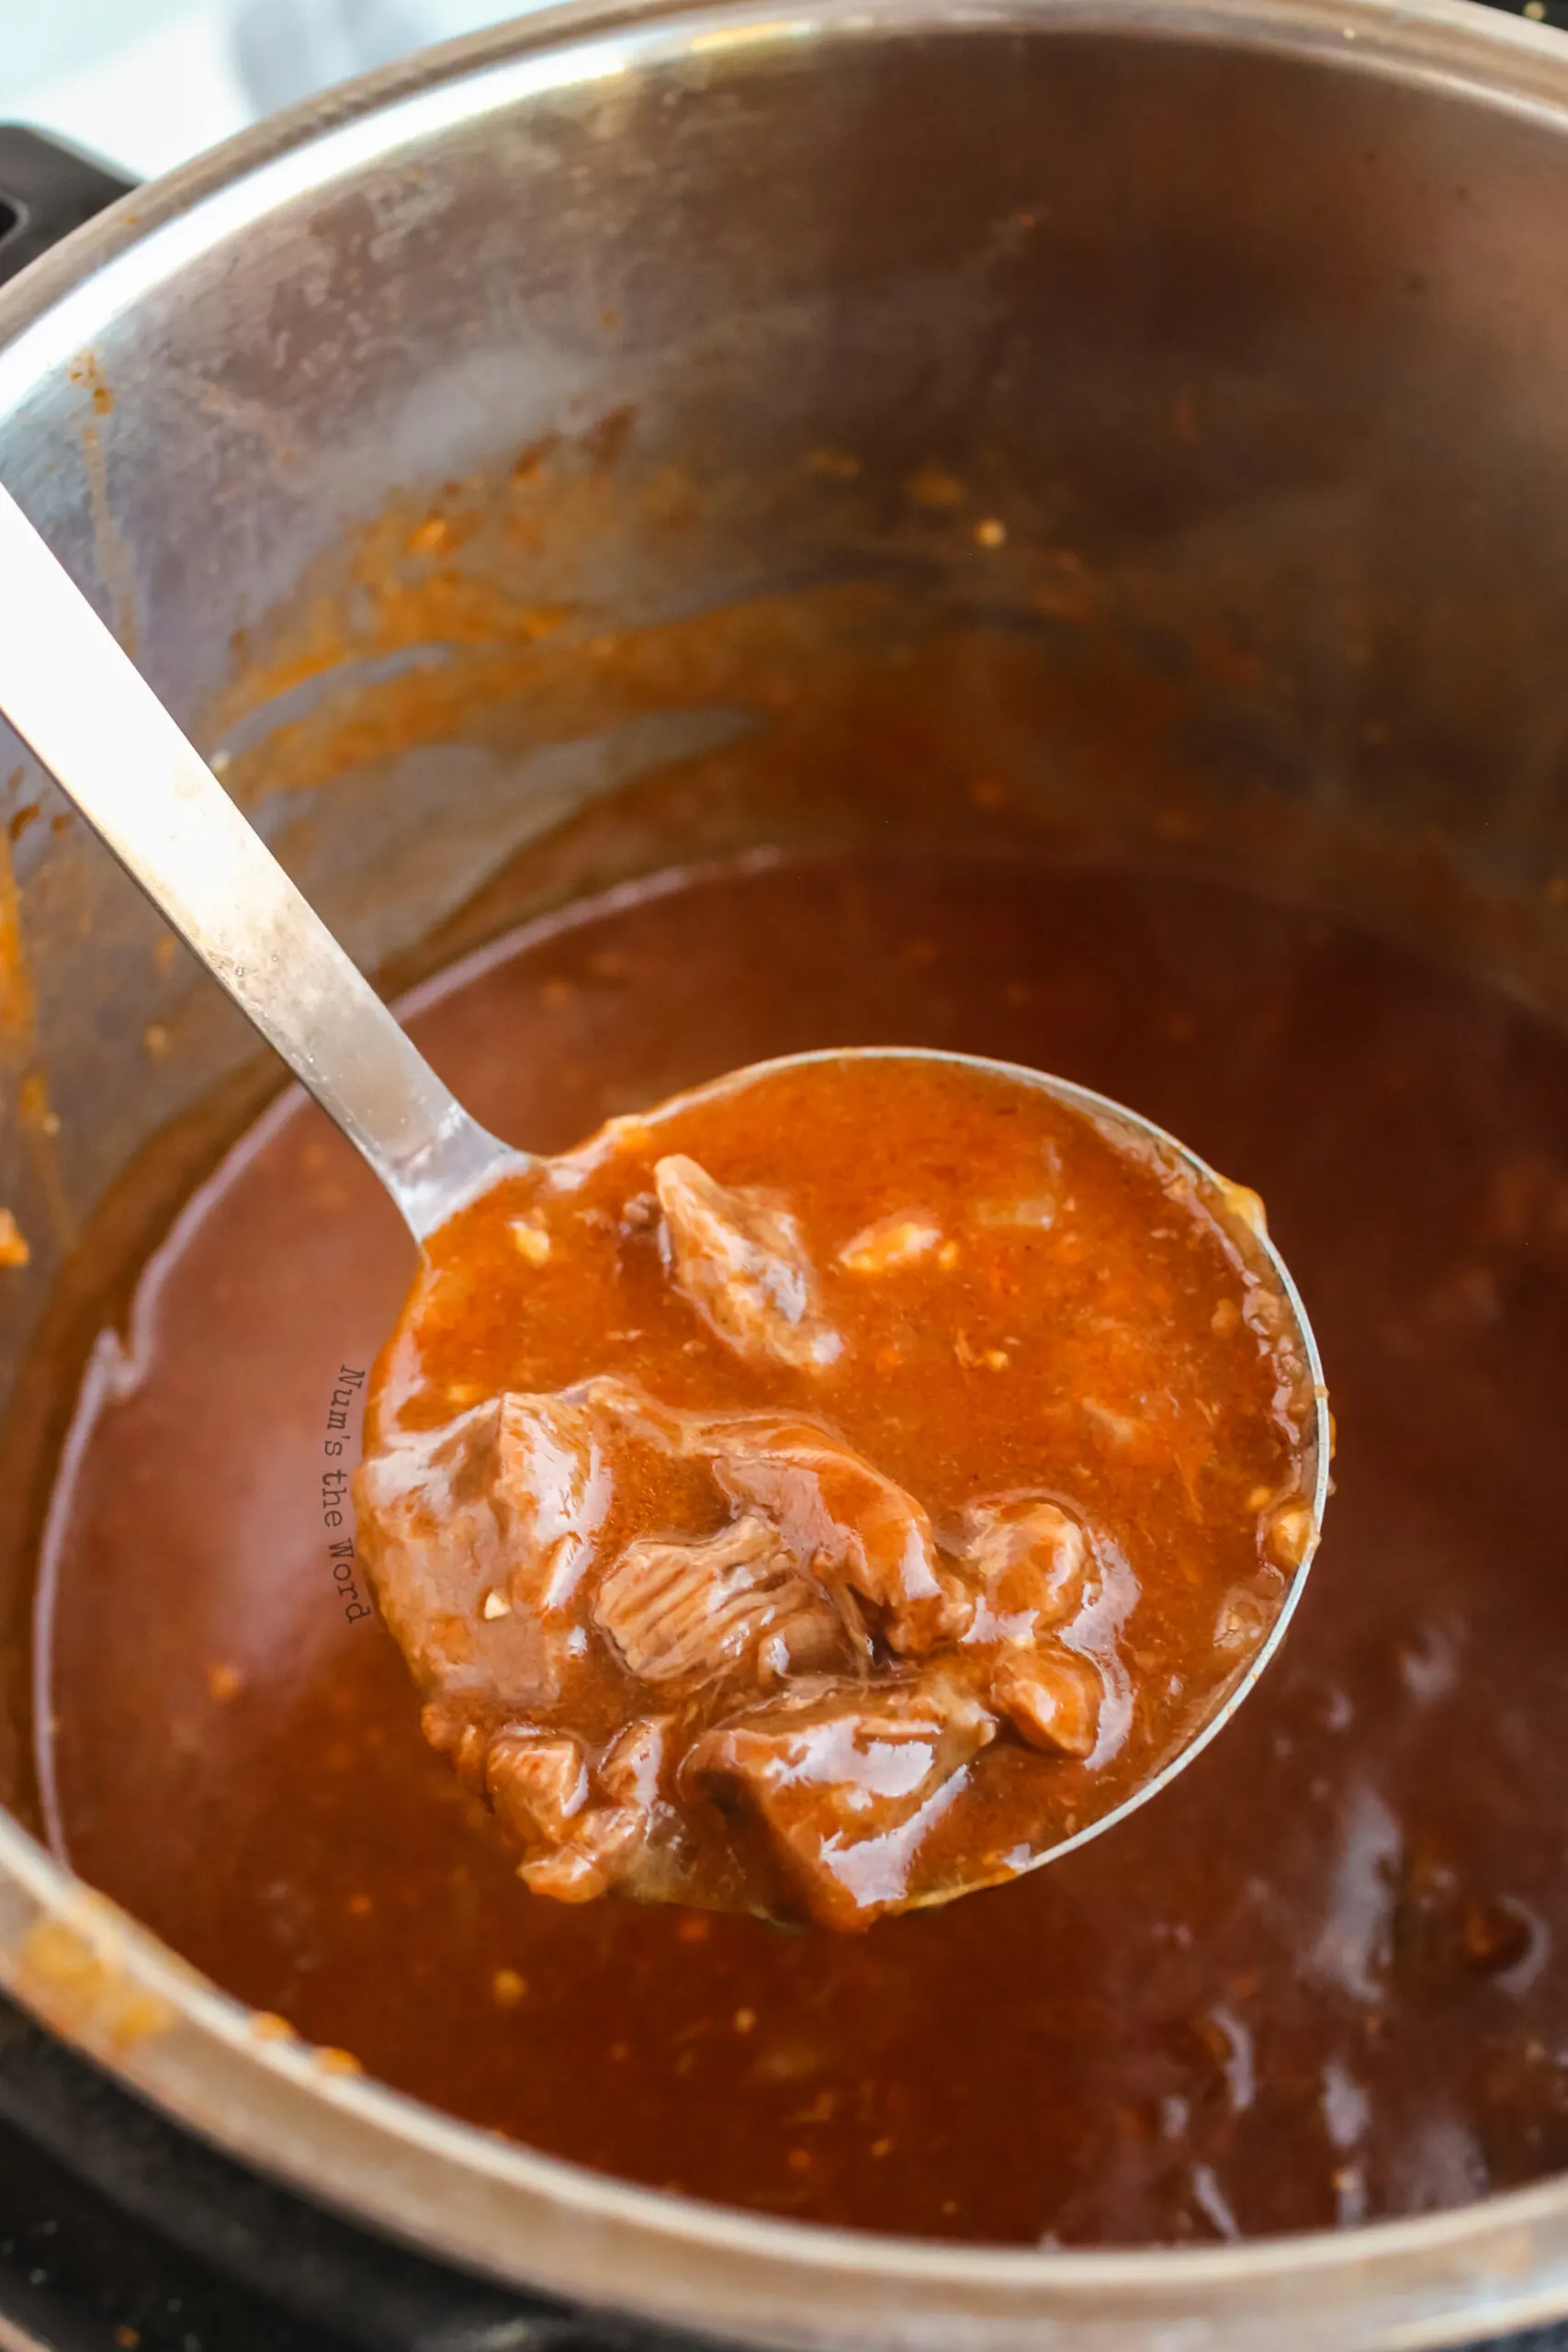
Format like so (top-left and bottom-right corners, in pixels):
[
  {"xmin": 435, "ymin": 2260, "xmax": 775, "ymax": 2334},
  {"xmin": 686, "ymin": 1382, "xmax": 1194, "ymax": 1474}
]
[{"xmin": 3, "ymin": 1, "xmax": 1568, "ymax": 2342}]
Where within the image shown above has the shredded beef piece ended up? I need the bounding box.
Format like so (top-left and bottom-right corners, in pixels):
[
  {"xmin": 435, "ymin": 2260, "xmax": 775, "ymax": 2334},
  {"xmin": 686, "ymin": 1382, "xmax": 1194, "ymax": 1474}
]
[
  {"xmin": 654, "ymin": 1154, "xmax": 842, "ymax": 1371},
  {"xmin": 596, "ymin": 1510, "xmax": 852, "ymax": 1690},
  {"xmin": 705, "ymin": 1417, "xmax": 971, "ymax": 1655}
]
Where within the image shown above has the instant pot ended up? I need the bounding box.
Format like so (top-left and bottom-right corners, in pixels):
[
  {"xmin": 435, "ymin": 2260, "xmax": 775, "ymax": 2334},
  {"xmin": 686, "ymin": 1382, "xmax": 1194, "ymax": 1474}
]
[{"xmin": 4, "ymin": 2, "xmax": 1568, "ymax": 2344}]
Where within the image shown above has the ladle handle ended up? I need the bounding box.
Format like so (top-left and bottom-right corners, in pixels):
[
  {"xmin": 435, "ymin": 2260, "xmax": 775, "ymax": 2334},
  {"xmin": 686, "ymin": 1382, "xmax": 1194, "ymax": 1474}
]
[{"xmin": 0, "ymin": 483, "xmax": 515, "ymax": 1239}]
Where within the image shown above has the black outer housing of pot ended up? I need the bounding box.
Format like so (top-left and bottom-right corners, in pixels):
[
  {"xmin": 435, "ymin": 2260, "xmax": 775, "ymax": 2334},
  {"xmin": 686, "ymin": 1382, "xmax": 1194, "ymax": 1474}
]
[
  {"xmin": 0, "ymin": 130, "xmax": 133, "ymax": 292},
  {"xmin": 0, "ymin": 45, "xmax": 1566, "ymax": 2352}
]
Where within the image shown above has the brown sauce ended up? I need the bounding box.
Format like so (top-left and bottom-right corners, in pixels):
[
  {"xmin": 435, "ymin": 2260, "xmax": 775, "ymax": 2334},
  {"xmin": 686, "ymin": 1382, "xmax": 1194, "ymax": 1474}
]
[
  {"xmin": 359, "ymin": 1055, "xmax": 1315, "ymax": 1926},
  {"xmin": 34, "ymin": 850, "xmax": 1568, "ymax": 2245}
]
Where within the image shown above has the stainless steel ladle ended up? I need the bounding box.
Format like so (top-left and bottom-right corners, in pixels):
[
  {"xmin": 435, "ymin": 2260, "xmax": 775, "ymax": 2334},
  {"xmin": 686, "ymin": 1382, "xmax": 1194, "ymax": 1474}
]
[{"xmin": 0, "ymin": 481, "xmax": 1330, "ymax": 1908}]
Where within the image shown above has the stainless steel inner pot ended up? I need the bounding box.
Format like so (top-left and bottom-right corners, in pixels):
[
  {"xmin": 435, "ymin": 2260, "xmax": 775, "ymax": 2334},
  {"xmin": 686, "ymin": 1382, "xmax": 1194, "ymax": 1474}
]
[{"xmin": 3, "ymin": 0, "xmax": 1568, "ymax": 2343}]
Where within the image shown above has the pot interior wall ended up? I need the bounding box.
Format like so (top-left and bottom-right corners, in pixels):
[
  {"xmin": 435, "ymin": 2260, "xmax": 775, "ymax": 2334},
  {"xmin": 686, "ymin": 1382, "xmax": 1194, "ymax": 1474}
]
[{"xmin": 4, "ymin": 11, "xmax": 1568, "ymax": 1828}]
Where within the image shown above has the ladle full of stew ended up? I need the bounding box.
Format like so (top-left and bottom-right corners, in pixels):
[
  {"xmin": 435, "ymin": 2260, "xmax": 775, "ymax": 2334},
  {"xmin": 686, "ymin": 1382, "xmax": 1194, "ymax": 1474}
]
[{"xmin": 0, "ymin": 485, "xmax": 1328, "ymax": 1928}]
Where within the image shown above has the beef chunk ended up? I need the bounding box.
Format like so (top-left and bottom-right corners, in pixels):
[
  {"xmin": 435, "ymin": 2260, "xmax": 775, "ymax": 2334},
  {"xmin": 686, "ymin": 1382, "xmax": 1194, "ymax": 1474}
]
[
  {"xmin": 654, "ymin": 1154, "xmax": 842, "ymax": 1371},
  {"xmin": 988, "ymin": 1647, "xmax": 1101, "ymax": 1758},
  {"xmin": 596, "ymin": 1511, "xmax": 852, "ymax": 1690},
  {"xmin": 356, "ymin": 1378, "xmax": 681, "ymax": 1739},
  {"xmin": 491, "ymin": 1390, "xmax": 615, "ymax": 1615},
  {"xmin": 706, "ymin": 1417, "xmax": 972, "ymax": 1655},
  {"xmin": 953, "ymin": 1494, "xmax": 1104, "ymax": 1759},
  {"xmin": 690, "ymin": 1672, "xmax": 995, "ymax": 1928},
  {"xmin": 488, "ymin": 1718, "xmax": 671, "ymax": 1902},
  {"xmin": 954, "ymin": 1495, "xmax": 1089, "ymax": 1644},
  {"xmin": 355, "ymin": 1395, "xmax": 604, "ymax": 1722},
  {"xmin": 486, "ymin": 1730, "xmax": 589, "ymax": 1848}
]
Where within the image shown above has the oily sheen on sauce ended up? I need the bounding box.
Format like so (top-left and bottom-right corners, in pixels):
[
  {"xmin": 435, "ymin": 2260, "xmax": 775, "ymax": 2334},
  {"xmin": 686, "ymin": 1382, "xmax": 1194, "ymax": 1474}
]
[{"xmin": 36, "ymin": 852, "xmax": 1568, "ymax": 2245}]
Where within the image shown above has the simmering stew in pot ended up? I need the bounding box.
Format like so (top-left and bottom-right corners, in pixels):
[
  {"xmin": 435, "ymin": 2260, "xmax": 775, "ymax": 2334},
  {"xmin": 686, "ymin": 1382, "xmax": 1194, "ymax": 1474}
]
[{"xmin": 35, "ymin": 850, "xmax": 1568, "ymax": 2245}]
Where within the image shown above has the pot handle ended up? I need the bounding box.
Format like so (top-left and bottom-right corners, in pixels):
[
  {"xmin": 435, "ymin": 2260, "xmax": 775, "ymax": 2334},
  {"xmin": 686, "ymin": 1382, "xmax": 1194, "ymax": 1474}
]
[{"xmin": 0, "ymin": 126, "xmax": 136, "ymax": 289}]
